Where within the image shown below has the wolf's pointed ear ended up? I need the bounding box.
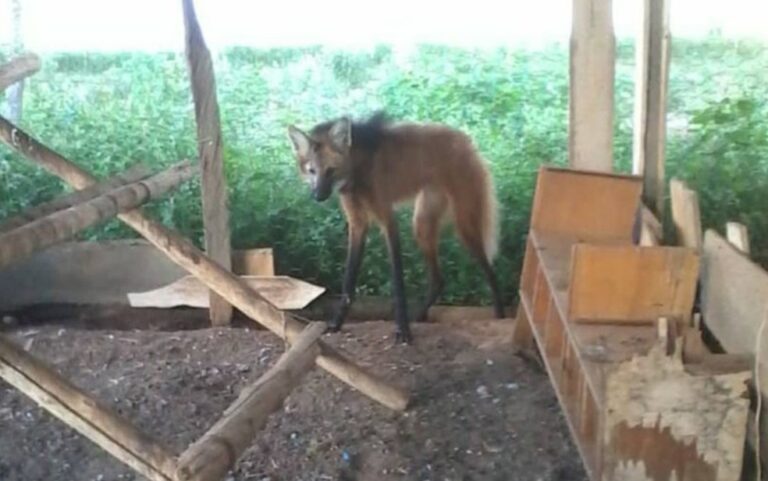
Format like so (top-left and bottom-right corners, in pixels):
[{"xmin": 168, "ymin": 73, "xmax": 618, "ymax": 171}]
[
  {"xmin": 287, "ymin": 125, "xmax": 311, "ymax": 158},
  {"xmin": 329, "ymin": 117, "xmax": 352, "ymax": 151}
]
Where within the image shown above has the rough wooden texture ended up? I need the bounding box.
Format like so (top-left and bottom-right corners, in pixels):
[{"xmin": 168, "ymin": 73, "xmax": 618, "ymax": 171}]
[
  {"xmin": 632, "ymin": 0, "xmax": 671, "ymax": 219},
  {"xmin": 568, "ymin": 244, "xmax": 699, "ymax": 325},
  {"xmin": 232, "ymin": 248, "xmax": 274, "ymax": 276},
  {"xmin": 670, "ymin": 178, "xmax": 703, "ymax": 252},
  {"xmin": 725, "ymin": 222, "xmax": 750, "ymax": 255},
  {"xmin": 569, "ymin": 0, "xmax": 615, "ymax": 172},
  {"xmin": 530, "ymin": 166, "xmax": 643, "ymax": 243},
  {"xmin": 182, "ymin": 0, "xmax": 233, "ymax": 326},
  {"xmin": 0, "ymin": 164, "xmax": 151, "ymax": 235},
  {"xmin": 639, "ymin": 205, "xmax": 662, "ymax": 246},
  {"xmin": 176, "ymin": 322, "xmax": 326, "ymax": 481},
  {"xmin": 604, "ymin": 340, "xmax": 750, "ymax": 481},
  {"xmin": 0, "ymin": 162, "xmax": 196, "ymax": 270},
  {"xmin": 0, "ymin": 53, "xmax": 41, "ymax": 92},
  {"xmin": 128, "ymin": 275, "xmax": 325, "ymax": 310},
  {"xmin": 0, "ymin": 334, "xmax": 177, "ymax": 481},
  {"xmin": 0, "ymin": 116, "xmax": 409, "ymax": 412}
]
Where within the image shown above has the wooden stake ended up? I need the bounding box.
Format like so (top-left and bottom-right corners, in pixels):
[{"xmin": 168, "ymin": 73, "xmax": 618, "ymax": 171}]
[
  {"xmin": 632, "ymin": 0, "xmax": 671, "ymax": 220},
  {"xmin": 726, "ymin": 222, "xmax": 750, "ymax": 255},
  {"xmin": 181, "ymin": 0, "xmax": 233, "ymax": 326},
  {"xmin": 0, "ymin": 161, "xmax": 196, "ymax": 270},
  {"xmin": 0, "ymin": 53, "xmax": 41, "ymax": 92},
  {"xmin": 569, "ymin": 0, "xmax": 616, "ymax": 172},
  {"xmin": 0, "ymin": 334, "xmax": 177, "ymax": 481},
  {"xmin": 0, "ymin": 164, "xmax": 151, "ymax": 235},
  {"xmin": 669, "ymin": 178, "xmax": 703, "ymax": 251},
  {"xmin": 176, "ymin": 322, "xmax": 326, "ymax": 481},
  {"xmin": 0, "ymin": 116, "xmax": 410, "ymax": 412}
]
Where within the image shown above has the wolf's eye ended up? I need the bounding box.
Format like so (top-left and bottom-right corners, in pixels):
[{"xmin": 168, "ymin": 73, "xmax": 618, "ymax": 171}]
[{"xmin": 308, "ymin": 167, "xmax": 316, "ymax": 175}]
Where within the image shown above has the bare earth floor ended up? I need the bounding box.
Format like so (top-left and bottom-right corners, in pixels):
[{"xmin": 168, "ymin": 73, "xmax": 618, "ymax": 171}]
[{"xmin": 0, "ymin": 316, "xmax": 586, "ymax": 481}]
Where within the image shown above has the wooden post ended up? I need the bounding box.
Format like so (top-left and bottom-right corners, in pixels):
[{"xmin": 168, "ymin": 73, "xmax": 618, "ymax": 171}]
[
  {"xmin": 726, "ymin": 222, "xmax": 750, "ymax": 255},
  {"xmin": 632, "ymin": 0, "xmax": 671, "ymax": 219},
  {"xmin": 0, "ymin": 164, "xmax": 151, "ymax": 235},
  {"xmin": 176, "ymin": 322, "xmax": 326, "ymax": 481},
  {"xmin": 181, "ymin": 0, "xmax": 233, "ymax": 326},
  {"xmin": 569, "ymin": 0, "xmax": 616, "ymax": 172},
  {"xmin": 0, "ymin": 161, "xmax": 196, "ymax": 270},
  {"xmin": 0, "ymin": 53, "xmax": 42, "ymax": 92},
  {"xmin": 0, "ymin": 334, "xmax": 177, "ymax": 481},
  {"xmin": 0, "ymin": 116, "xmax": 410, "ymax": 412},
  {"xmin": 669, "ymin": 178, "xmax": 703, "ymax": 251}
]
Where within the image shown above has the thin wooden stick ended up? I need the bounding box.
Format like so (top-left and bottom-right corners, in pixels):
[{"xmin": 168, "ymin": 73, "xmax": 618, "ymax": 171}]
[
  {"xmin": 0, "ymin": 334, "xmax": 177, "ymax": 481},
  {"xmin": 0, "ymin": 53, "xmax": 41, "ymax": 92},
  {"xmin": 0, "ymin": 161, "xmax": 197, "ymax": 270},
  {"xmin": 176, "ymin": 322, "xmax": 326, "ymax": 481},
  {"xmin": 0, "ymin": 115, "xmax": 410, "ymax": 412},
  {"xmin": 0, "ymin": 164, "xmax": 151, "ymax": 235}
]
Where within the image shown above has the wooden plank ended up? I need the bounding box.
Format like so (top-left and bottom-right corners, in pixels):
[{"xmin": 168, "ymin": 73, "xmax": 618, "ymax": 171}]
[
  {"xmin": 176, "ymin": 322, "xmax": 325, "ymax": 481},
  {"xmin": 181, "ymin": 0, "xmax": 233, "ymax": 326},
  {"xmin": 0, "ymin": 334, "xmax": 177, "ymax": 481},
  {"xmin": 0, "ymin": 162, "xmax": 197, "ymax": 270},
  {"xmin": 568, "ymin": 244, "xmax": 699, "ymax": 324},
  {"xmin": 568, "ymin": 0, "xmax": 616, "ymax": 172},
  {"xmin": 0, "ymin": 115, "xmax": 410, "ymax": 412},
  {"xmin": 0, "ymin": 53, "xmax": 41, "ymax": 92},
  {"xmin": 0, "ymin": 164, "xmax": 151, "ymax": 235},
  {"xmin": 604, "ymin": 342, "xmax": 750, "ymax": 481},
  {"xmin": 632, "ymin": 0, "xmax": 671, "ymax": 219},
  {"xmin": 726, "ymin": 222, "xmax": 750, "ymax": 255},
  {"xmin": 232, "ymin": 248, "xmax": 274, "ymax": 276},
  {"xmin": 669, "ymin": 178, "xmax": 703, "ymax": 251},
  {"xmin": 530, "ymin": 166, "xmax": 643, "ymax": 243},
  {"xmin": 127, "ymin": 275, "xmax": 325, "ymax": 310},
  {"xmin": 639, "ymin": 204, "xmax": 662, "ymax": 246}
]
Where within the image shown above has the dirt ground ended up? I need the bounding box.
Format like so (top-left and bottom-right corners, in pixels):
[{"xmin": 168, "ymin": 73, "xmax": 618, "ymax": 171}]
[{"xmin": 0, "ymin": 310, "xmax": 586, "ymax": 481}]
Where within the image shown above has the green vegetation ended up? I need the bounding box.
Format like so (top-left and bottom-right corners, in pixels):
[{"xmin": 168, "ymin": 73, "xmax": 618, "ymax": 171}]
[{"xmin": 1, "ymin": 36, "xmax": 766, "ymax": 306}]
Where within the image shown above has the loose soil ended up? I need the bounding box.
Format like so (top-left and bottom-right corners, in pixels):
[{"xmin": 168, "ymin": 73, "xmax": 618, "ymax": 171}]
[{"xmin": 0, "ymin": 311, "xmax": 586, "ymax": 481}]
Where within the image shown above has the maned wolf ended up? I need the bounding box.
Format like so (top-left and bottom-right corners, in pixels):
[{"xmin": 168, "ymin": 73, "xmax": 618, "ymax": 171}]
[{"xmin": 287, "ymin": 112, "xmax": 504, "ymax": 343}]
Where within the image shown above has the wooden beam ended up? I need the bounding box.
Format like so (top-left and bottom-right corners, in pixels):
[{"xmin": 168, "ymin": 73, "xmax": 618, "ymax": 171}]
[
  {"xmin": 0, "ymin": 164, "xmax": 151, "ymax": 235},
  {"xmin": 569, "ymin": 0, "xmax": 616, "ymax": 172},
  {"xmin": 632, "ymin": 0, "xmax": 671, "ymax": 219},
  {"xmin": 0, "ymin": 161, "xmax": 196, "ymax": 270},
  {"xmin": 0, "ymin": 115, "xmax": 410, "ymax": 412},
  {"xmin": 0, "ymin": 334, "xmax": 177, "ymax": 481},
  {"xmin": 639, "ymin": 204, "xmax": 662, "ymax": 246},
  {"xmin": 0, "ymin": 53, "xmax": 41, "ymax": 92},
  {"xmin": 726, "ymin": 222, "xmax": 750, "ymax": 255},
  {"xmin": 669, "ymin": 178, "xmax": 703, "ymax": 251},
  {"xmin": 176, "ymin": 322, "xmax": 326, "ymax": 481},
  {"xmin": 181, "ymin": 0, "xmax": 233, "ymax": 326}
]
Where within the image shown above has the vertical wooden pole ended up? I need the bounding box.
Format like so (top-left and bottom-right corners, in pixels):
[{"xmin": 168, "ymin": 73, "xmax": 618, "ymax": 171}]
[
  {"xmin": 569, "ymin": 0, "xmax": 616, "ymax": 173},
  {"xmin": 632, "ymin": 0, "xmax": 671, "ymax": 219},
  {"xmin": 181, "ymin": 0, "xmax": 233, "ymax": 326}
]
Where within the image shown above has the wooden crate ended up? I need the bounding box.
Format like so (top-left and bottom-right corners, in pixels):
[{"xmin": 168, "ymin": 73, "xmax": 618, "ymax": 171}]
[{"xmin": 515, "ymin": 166, "xmax": 751, "ymax": 481}]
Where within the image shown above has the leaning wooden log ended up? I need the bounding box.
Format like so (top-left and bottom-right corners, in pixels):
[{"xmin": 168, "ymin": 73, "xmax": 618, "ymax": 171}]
[
  {"xmin": 0, "ymin": 115, "xmax": 410, "ymax": 412},
  {"xmin": 0, "ymin": 334, "xmax": 177, "ymax": 481},
  {"xmin": 176, "ymin": 321, "xmax": 326, "ymax": 481},
  {"xmin": 0, "ymin": 161, "xmax": 197, "ymax": 270},
  {"xmin": 0, "ymin": 53, "xmax": 42, "ymax": 92},
  {"xmin": 0, "ymin": 164, "xmax": 151, "ymax": 235}
]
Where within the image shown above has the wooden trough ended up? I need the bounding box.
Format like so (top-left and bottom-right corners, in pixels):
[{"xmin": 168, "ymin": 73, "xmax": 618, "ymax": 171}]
[{"xmin": 513, "ymin": 166, "xmax": 752, "ymax": 481}]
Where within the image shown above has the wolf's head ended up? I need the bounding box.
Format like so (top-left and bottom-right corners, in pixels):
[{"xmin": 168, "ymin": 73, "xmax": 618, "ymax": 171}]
[{"xmin": 287, "ymin": 117, "xmax": 352, "ymax": 202}]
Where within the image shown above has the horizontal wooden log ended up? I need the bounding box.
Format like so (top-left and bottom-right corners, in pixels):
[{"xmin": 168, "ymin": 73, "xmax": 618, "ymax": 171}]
[
  {"xmin": 0, "ymin": 164, "xmax": 151, "ymax": 235},
  {"xmin": 176, "ymin": 321, "xmax": 326, "ymax": 481},
  {"xmin": 0, "ymin": 115, "xmax": 410, "ymax": 412},
  {"xmin": 0, "ymin": 334, "xmax": 177, "ymax": 481},
  {"xmin": 0, "ymin": 161, "xmax": 197, "ymax": 270},
  {"xmin": 0, "ymin": 53, "xmax": 41, "ymax": 92}
]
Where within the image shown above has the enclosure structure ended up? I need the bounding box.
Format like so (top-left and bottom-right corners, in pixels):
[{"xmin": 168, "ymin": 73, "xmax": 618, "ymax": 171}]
[{"xmin": 0, "ymin": 1, "xmax": 410, "ymax": 480}]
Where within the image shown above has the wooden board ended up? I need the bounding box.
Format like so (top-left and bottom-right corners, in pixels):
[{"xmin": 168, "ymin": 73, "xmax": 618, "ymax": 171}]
[
  {"xmin": 632, "ymin": 0, "xmax": 671, "ymax": 218},
  {"xmin": 127, "ymin": 275, "xmax": 325, "ymax": 311},
  {"xmin": 569, "ymin": 0, "xmax": 615, "ymax": 173},
  {"xmin": 639, "ymin": 204, "xmax": 662, "ymax": 246},
  {"xmin": 725, "ymin": 222, "xmax": 750, "ymax": 255},
  {"xmin": 670, "ymin": 178, "xmax": 703, "ymax": 251},
  {"xmin": 232, "ymin": 248, "xmax": 274, "ymax": 276},
  {"xmin": 568, "ymin": 244, "xmax": 699, "ymax": 324},
  {"xmin": 531, "ymin": 166, "xmax": 643, "ymax": 243}
]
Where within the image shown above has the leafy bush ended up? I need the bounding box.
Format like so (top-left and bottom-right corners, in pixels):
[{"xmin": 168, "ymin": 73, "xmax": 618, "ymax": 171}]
[{"xmin": 1, "ymin": 35, "xmax": 766, "ymax": 307}]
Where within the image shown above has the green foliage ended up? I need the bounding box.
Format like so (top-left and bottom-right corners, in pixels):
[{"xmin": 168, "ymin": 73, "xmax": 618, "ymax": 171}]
[{"xmin": 0, "ymin": 36, "xmax": 766, "ymax": 307}]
